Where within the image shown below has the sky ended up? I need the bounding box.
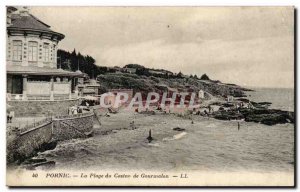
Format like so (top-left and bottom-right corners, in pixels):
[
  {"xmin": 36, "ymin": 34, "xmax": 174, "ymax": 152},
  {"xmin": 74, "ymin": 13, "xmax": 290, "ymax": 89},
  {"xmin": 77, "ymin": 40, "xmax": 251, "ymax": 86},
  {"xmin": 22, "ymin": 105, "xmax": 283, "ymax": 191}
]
[{"xmin": 30, "ymin": 6, "xmax": 294, "ymax": 88}]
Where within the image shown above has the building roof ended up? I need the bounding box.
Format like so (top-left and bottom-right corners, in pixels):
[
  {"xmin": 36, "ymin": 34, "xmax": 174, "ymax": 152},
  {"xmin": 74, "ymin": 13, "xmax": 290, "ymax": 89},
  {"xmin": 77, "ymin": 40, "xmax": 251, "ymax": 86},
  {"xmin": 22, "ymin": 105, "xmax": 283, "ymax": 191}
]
[
  {"xmin": 8, "ymin": 13, "xmax": 64, "ymax": 39},
  {"xmin": 7, "ymin": 65, "xmax": 84, "ymax": 77}
]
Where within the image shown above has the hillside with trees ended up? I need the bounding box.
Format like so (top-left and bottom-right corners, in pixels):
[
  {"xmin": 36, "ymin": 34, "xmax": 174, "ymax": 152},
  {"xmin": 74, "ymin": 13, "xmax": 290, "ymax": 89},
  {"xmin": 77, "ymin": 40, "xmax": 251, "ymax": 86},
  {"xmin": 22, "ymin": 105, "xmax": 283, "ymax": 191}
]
[
  {"xmin": 57, "ymin": 49, "xmax": 111, "ymax": 78},
  {"xmin": 57, "ymin": 49, "xmax": 209, "ymax": 80},
  {"xmin": 57, "ymin": 49, "xmax": 250, "ymax": 98}
]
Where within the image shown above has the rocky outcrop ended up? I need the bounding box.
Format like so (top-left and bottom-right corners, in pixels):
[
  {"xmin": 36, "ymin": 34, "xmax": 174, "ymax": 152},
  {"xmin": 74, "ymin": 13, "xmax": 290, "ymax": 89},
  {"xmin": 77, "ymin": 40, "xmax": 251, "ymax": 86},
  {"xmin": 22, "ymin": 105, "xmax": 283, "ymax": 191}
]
[{"xmin": 213, "ymin": 108, "xmax": 294, "ymax": 126}]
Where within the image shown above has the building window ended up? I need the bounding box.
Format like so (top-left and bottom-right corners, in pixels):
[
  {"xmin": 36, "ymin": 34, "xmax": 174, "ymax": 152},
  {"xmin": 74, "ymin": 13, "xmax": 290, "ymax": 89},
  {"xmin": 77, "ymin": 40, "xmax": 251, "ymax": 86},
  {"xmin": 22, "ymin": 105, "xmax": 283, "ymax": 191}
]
[
  {"xmin": 12, "ymin": 40, "xmax": 22, "ymax": 61},
  {"xmin": 43, "ymin": 43, "xmax": 50, "ymax": 62},
  {"xmin": 28, "ymin": 41, "xmax": 38, "ymax": 61}
]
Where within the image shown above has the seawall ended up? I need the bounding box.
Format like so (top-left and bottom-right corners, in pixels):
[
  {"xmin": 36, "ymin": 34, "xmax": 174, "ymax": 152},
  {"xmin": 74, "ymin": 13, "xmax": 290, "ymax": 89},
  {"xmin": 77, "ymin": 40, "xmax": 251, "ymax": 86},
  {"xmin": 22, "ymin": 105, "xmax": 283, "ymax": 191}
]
[
  {"xmin": 53, "ymin": 113, "xmax": 94, "ymax": 141},
  {"xmin": 7, "ymin": 112, "xmax": 94, "ymax": 163},
  {"xmin": 7, "ymin": 120, "xmax": 53, "ymax": 163}
]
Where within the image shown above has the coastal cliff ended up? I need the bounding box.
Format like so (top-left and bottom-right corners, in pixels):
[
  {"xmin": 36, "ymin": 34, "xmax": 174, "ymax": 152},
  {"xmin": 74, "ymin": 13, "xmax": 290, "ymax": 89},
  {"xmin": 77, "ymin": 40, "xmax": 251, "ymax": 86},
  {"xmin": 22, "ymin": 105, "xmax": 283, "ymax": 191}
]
[{"xmin": 97, "ymin": 73, "xmax": 250, "ymax": 98}]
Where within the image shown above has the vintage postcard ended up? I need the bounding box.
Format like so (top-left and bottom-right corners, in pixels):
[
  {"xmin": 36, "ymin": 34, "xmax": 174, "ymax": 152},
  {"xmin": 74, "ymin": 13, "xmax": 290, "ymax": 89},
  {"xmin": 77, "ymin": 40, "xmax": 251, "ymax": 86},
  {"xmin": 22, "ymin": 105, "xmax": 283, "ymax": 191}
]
[{"xmin": 6, "ymin": 6, "xmax": 295, "ymax": 187}]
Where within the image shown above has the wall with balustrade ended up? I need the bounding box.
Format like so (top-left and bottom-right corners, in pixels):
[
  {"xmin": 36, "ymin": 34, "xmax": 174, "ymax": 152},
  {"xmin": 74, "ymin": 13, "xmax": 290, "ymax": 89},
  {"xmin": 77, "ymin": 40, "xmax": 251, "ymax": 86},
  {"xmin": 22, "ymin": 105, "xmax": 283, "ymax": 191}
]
[{"xmin": 7, "ymin": 99, "xmax": 80, "ymax": 117}]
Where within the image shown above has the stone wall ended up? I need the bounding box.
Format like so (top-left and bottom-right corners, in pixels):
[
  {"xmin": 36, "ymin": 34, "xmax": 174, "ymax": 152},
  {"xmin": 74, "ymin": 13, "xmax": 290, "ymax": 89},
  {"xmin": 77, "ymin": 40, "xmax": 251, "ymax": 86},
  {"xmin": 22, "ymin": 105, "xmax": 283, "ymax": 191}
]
[
  {"xmin": 7, "ymin": 99, "xmax": 80, "ymax": 117},
  {"xmin": 52, "ymin": 113, "xmax": 94, "ymax": 141},
  {"xmin": 7, "ymin": 121, "xmax": 53, "ymax": 163},
  {"xmin": 7, "ymin": 112, "xmax": 94, "ymax": 163}
]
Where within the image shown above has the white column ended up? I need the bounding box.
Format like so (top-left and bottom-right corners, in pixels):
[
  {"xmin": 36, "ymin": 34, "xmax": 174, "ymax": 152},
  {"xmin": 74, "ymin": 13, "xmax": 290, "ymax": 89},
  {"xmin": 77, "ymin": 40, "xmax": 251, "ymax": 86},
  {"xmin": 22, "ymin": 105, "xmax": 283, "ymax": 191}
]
[
  {"xmin": 50, "ymin": 76, "xmax": 54, "ymax": 101},
  {"xmin": 74, "ymin": 78, "xmax": 79, "ymax": 98},
  {"xmin": 69, "ymin": 78, "xmax": 72, "ymax": 100}
]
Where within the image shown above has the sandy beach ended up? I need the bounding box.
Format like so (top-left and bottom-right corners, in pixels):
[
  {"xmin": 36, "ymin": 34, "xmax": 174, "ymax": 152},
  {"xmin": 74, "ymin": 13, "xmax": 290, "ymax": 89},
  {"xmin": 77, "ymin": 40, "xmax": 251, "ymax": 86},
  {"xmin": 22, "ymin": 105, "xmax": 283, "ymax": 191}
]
[{"xmin": 34, "ymin": 108, "xmax": 294, "ymax": 175}]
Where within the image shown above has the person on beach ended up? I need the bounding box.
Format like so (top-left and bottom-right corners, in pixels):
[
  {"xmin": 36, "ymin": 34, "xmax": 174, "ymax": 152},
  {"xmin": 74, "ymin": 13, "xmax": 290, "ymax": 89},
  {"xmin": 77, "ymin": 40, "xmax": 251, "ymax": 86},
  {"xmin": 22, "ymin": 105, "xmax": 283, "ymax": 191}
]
[
  {"xmin": 72, "ymin": 106, "xmax": 78, "ymax": 115},
  {"xmin": 204, "ymin": 110, "xmax": 209, "ymax": 116},
  {"xmin": 147, "ymin": 129, "xmax": 153, "ymax": 143},
  {"xmin": 7, "ymin": 114, "xmax": 12, "ymax": 123},
  {"xmin": 130, "ymin": 120, "xmax": 135, "ymax": 129},
  {"xmin": 238, "ymin": 122, "xmax": 240, "ymax": 131},
  {"xmin": 9, "ymin": 111, "xmax": 14, "ymax": 123}
]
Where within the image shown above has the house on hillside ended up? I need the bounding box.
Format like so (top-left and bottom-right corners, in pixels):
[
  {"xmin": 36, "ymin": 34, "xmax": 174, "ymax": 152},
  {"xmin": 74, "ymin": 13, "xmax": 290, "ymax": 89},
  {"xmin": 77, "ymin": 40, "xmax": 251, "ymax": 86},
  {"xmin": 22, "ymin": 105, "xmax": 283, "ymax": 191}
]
[
  {"xmin": 78, "ymin": 79, "xmax": 100, "ymax": 96},
  {"xmin": 148, "ymin": 69, "xmax": 173, "ymax": 77},
  {"xmin": 103, "ymin": 89, "xmax": 134, "ymax": 107},
  {"xmin": 123, "ymin": 67, "xmax": 137, "ymax": 74},
  {"xmin": 148, "ymin": 70, "xmax": 165, "ymax": 75},
  {"xmin": 199, "ymin": 89, "xmax": 205, "ymax": 99}
]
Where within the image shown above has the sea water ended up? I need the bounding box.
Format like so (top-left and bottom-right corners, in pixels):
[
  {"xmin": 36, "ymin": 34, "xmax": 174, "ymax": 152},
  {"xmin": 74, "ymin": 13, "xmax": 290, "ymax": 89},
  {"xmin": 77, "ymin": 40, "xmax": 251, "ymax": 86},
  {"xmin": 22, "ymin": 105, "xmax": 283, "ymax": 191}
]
[{"xmin": 246, "ymin": 87, "xmax": 294, "ymax": 111}]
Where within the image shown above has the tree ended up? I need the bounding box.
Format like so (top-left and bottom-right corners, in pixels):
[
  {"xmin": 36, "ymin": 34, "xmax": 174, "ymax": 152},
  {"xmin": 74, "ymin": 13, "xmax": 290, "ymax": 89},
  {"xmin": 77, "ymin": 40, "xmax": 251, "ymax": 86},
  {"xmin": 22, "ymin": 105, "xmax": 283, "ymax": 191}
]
[
  {"xmin": 57, "ymin": 49, "xmax": 71, "ymax": 70},
  {"xmin": 124, "ymin": 64, "xmax": 145, "ymax": 69},
  {"xmin": 57, "ymin": 48, "xmax": 100, "ymax": 78},
  {"xmin": 70, "ymin": 49, "xmax": 78, "ymax": 71},
  {"xmin": 200, "ymin": 73, "xmax": 210, "ymax": 80},
  {"xmin": 177, "ymin": 71, "xmax": 183, "ymax": 78},
  {"xmin": 136, "ymin": 67, "xmax": 150, "ymax": 76}
]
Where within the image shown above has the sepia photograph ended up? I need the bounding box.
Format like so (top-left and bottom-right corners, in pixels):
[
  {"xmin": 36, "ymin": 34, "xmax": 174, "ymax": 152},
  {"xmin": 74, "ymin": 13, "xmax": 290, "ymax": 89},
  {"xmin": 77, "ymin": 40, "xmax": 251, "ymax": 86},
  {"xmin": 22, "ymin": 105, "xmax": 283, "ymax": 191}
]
[{"xmin": 5, "ymin": 5, "xmax": 295, "ymax": 187}]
